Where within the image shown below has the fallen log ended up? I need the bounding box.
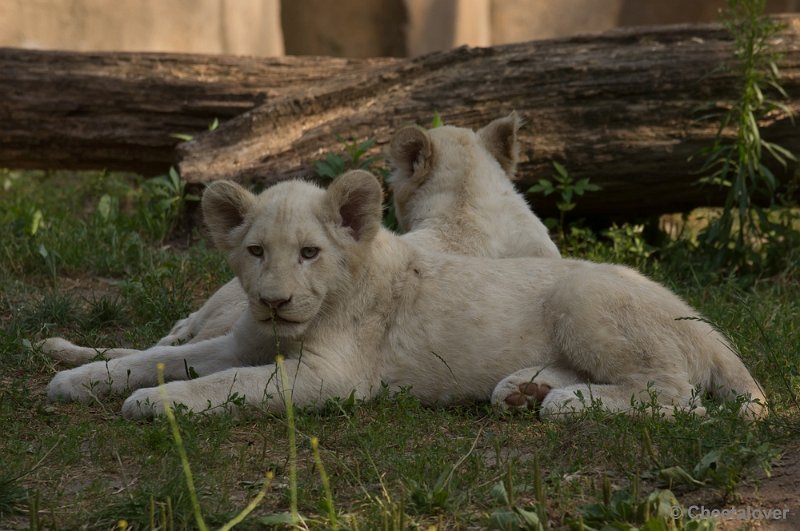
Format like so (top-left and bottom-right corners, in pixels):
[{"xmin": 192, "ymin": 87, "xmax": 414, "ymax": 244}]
[
  {"xmin": 177, "ymin": 18, "xmax": 800, "ymax": 218},
  {"xmin": 1, "ymin": 19, "xmax": 799, "ymax": 218},
  {"xmin": 0, "ymin": 48, "xmax": 396, "ymax": 174}
]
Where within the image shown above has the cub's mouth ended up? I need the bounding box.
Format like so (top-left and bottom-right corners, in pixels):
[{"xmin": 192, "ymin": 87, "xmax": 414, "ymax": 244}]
[
  {"xmin": 248, "ymin": 299, "xmax": 309, "ymax": 327},
  {"xmin": 261, "ymin": 315, "xmax": 304, "ymax": 325}
]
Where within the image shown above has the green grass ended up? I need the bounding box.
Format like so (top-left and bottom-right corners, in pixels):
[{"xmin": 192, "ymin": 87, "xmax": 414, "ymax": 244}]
[{"xmin": 1, "ymin": 169, "xmax": 798, "ymax": 529}]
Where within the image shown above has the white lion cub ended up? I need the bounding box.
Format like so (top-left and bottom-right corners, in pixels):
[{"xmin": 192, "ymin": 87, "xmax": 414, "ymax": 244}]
[
  {"xmin": 42, "ymin": 113, "xmax": 558, "ymax": 364},
  {"xmin": 47, "ymin": 171, "xmax": 766, "ymax": 420}
]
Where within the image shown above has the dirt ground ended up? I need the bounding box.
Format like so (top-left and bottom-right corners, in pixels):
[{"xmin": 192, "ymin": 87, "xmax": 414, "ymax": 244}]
[{"xmin": 680, "ymin": 443, "xmax": 800, "ymax": 530}]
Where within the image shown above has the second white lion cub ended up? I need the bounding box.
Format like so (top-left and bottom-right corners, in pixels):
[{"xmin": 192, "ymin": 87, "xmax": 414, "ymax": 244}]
[{"xmin": 47, "ymin": 171, "xmax": 766, "ymax": 421}]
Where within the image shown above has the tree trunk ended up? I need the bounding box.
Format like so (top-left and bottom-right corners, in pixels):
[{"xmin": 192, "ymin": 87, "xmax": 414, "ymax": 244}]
[
  {"xmin": 0, "ymin": 47, "xmax": 396, "ymax": 174},
  {"xmin": 177, "ymin": 19, "xmax": 800, "ymax": 218}
]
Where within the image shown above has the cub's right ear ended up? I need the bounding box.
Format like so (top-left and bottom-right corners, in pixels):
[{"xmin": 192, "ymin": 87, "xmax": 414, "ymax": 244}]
[
  {"xmin": 202, "ymin": 180, "xmax": 256, "ymax": 252},
  {"xmin": 478, "ymin": 111, "xmax": 523, "ymax": 179},
  {"xmin": 389, "ymin": 126, "xmax": 433, "ymax": 186}
]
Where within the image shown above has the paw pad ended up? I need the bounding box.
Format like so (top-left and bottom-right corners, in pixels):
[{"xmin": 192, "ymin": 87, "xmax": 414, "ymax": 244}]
[{"xmin": 503, "ymin": 382, "xmax": 552, "ymax": 409}]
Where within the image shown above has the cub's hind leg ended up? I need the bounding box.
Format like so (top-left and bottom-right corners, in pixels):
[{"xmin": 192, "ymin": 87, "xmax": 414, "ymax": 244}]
[
  {"xmin": 539, "ymin": 383, "xmax": 705, "ymax": 420},
  {"xmin": 42, "ymin": 279, "xmax": 248, "ymax": 367},
  {"xmin": 543, "ymin": 264, "xmax": 708, "ymax": 418},
  {"xmin": 41, "ymin": 337, "xmax": 143, "ymax": 366},
  {"xmin": 156, "ymin": 278, "xmax": 247, "ymax": 346}
]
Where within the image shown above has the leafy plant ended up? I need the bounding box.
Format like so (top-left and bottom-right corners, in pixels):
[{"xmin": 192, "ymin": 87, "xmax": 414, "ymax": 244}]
[
  {"xmin": 658, "ymin": 431, "xmax": 779, "ymax": 498},
  {"xmin": 408, "ymin": 468, "xmax": 453, "ymax": 514},
  {"xmin": 696, "ymin": 0, "xmax": 796, "ymax": 268},
  {"xmin": 571, "ymin": 481, "xmax": 715, "ymax": 531},
  {"xmin": 140, "ymin": 167, "xmax": 201, "ymax": 239},
  {"xmin": 487, "ymin": 461, "xmax": 547, "ymax": 531},
  {"xmin": 312, "ymin": 136, "xmax": 398, "ymax": 230},
  {"xmin": 0, "ymin": 474, "xmax": 26, "ymax": 519},
  {"xmin": 603, "ymin": 223, "xmax": 656, "ymax": 267},
  {"xmin": 528, "ymin": 162, "xmax": 601, "ymax": 241},
  {"xmin": 84, "ymin": 295, "xmax": 125, "ymax": 330},
  {"xmin": 313, "ymin": 137, "xmax": 385, "ymax": 183}
]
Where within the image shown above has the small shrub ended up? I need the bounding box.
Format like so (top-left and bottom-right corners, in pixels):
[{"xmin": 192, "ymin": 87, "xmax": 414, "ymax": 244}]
[
  {"xmin": 527, "ymin": 162, "xmax": 601, "ymax": 241},
  {"xmin": 696, "ymin": 0, "xmax": 798, "ymax": 272}
]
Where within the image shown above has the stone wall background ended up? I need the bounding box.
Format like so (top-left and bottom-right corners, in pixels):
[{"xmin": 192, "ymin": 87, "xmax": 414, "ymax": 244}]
[
  {"xmin": 1, "ymin": 0, "xmax": 799, "ymax": 58},
  {"xmin": 0, "ymin": 0, "xmax": 284, "ymax": 55}
]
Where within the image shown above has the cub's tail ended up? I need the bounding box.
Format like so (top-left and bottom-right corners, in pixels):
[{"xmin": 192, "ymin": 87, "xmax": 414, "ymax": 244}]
[{"xmin": 708, "ymin": 339, "xmax": 767, "ymax": 420}]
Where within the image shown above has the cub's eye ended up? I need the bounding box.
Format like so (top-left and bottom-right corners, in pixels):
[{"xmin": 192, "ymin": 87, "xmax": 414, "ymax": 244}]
[
  {"xmin": 247, "ymin": 245, "xmax": 264, "ymax": 257},
  {"xmin": 300, "ymin": 246, "xmax": 319, "ymax": 260}
]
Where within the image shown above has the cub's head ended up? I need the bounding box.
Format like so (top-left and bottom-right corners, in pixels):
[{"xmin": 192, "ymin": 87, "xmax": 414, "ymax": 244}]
[
  {"xmin": 388, "ymin": 112, "xmax": 522, "ymax": 231},
  {"xmin": 202, "ymin": 170, "xmax": 383, "ymax": 338}
]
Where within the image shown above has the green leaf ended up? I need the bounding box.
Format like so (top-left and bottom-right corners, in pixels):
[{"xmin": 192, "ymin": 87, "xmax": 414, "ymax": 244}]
[
  {"xmin": 552, "ymin": 161, "xmax": 568, "ymax": 178},
  {"xmin": 314, "ymin": 154, "xmax": 346, "ymax": 180},
  {"xmin": 762, "ymin": 141, "xmax": 795, "ymax": 165},
  {"xmin": 356, "ymin": 137, "xmax": 377, "ymax": 154},
  {"xmin": 97, "ymin": 195, "xmax": 112, "ymax": 222},
  {"xmin": 515, "ymin": 507, "xmax": 544, "ymax": 530},
  {"xmin": 208, "ymin": 117, "xmax": 219, "ymax": 131},
  {"xmin": 29, "ymin": 209, "xmax": 43, "ymax": 236},
  {"xmin": 491, "ymin": 481, "xmax": 511, "ymax": 505},
  {"xmin": 358, "ymin": 155, "xmax": 383, "ymax": 170},
  {"xmin": 692, "ymin": 449, "xmax": 722, "ymax": 480},
  {"xmin": 488, "ymin": 509, "xmax": 519, "ymax": 530},
  {"xmin": 169, "ymin": 166, "xmax": 181, "ymax": 184},
  {"xmin": 431, "ymin": 111, "xmax": 444, "ymax": 128},
  {"xmin": 169, "ymin": 133, "xmax": 194, "ymax": 142},
  {"xmin": 528, "ymin": 180, "xmax": 554, "ymax": 195},
  {"xmin": 37, "ymin": 243, "xmax": 48, "ymax": 259}
]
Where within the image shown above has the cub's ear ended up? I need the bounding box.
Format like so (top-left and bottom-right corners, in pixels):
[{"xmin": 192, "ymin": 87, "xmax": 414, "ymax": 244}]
[
  {"xmin": 478, "ymin": 111, "xmax": 523, "ymax": 179},
  {"xmin": 389, "ymin": 126, "xmax": 433, "ymax": 185},
  {"xmin": 202, "ymin": 180, "xmax": 256, "ymax": 252},
  {"xmin": 324, "ymin": 170, "xmax": 384, "ymax": 243}
]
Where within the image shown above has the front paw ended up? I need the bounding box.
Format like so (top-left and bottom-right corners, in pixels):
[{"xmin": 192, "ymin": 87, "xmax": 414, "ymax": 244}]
[
  {"xmin": 47, "ymin": 365, "xmax": 113, "ymax": 403},
  {"xmin": 122, "ymin": 387, "xmax": 167, "ymax": 419},
  {"xmin": 122, "ymin": 382, "xmax": 196, "ymax": 419}
]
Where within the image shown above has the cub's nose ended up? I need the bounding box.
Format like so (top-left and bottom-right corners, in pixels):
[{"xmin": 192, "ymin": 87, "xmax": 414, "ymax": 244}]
[{"xmin": 259, "ymin": 295, "xmax": 292, "ymax": 310}]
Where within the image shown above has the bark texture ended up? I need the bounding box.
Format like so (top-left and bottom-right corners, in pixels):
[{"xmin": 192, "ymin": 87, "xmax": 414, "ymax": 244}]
[
  {"xmin": 2, "ymin": 18, "xmax": 800, "ymax": 218},
  {"xmin": 177, "ymin": 18, "xmax": 800, "ymax": 217},
  {"xmin": 0, "ymin": 48, "xmax": 395, "ymax": 174}
]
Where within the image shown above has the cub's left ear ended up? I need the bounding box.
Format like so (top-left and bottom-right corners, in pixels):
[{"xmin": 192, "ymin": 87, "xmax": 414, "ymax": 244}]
[
  {"xmin": 477, "ymin": 111, "xmax": 523, "ymax": 179},
  {"xmin": 324, "ymin": 170, "xmax": 384, "ymax": 242}
]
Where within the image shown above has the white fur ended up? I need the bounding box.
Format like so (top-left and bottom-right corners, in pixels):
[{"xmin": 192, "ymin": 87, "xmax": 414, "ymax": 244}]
[
  {"xmin": 42, "ymin": 113, "xmax": 557, "ymax": 362},
  {"xmin": 47, "ymin": 172, "xmax": 766, "ymax": 420}
]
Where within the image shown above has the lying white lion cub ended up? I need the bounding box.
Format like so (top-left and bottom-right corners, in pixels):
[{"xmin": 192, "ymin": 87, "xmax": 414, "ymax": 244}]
[
  {"xmin": 42, "ymin": 113, "xmax": 558, "ymax": 366},
  {"xmin": 47, "ymin": 170, "xmax": 765, "ymax": 420}
]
